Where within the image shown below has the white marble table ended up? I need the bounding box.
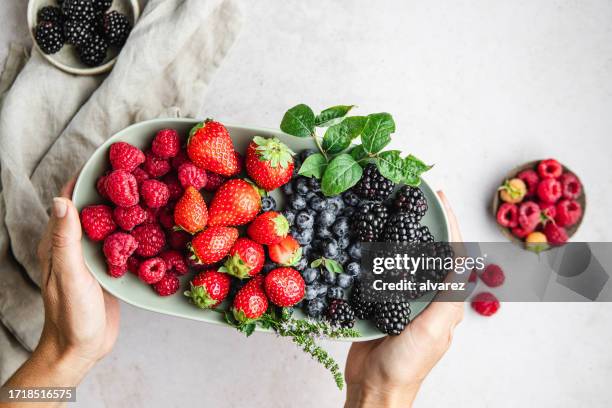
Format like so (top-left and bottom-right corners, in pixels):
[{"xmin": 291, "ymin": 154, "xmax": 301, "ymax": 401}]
[{"xmin": 2, "ymin": 0, "xmax": 612, "ymax": 406}]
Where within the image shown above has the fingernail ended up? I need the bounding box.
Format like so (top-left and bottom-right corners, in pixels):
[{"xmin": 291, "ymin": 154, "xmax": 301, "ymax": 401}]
[{"xmin": 53, "ymin": 198, "xmax": 67, "ymax": 218}]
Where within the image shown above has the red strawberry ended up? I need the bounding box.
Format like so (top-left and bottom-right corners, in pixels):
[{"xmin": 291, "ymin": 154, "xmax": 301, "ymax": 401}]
[
  {"xmin": 247, "ymin": 211, "xmax": 289, "ymax": 245},
  {"xmin": 186, "ymin": 120, "xmax": 240, "ymax": 177},
  {"xmin": 268, "ymin": 235, "xmax": 302, "ymax": 266},
  {"xmin": 109, "ymin": 142, "xmax": 145, "ymax": 172},
  {"xmin": 203, "ymin": 171, "xmax": 226, "ymax": 192},
  {"xmin": 178, "ymin": 162, "xmax": 207, "ymax": 190},
  {"xmin": 184, "ymin": 270, "xmax": 231, "ymax": 309},
  {"xmin": 138, "ymin": 257, "xmax": 166, "ymax": 284},
  {"xmin": 151, "ymin": 129, "xmax": 180, "ymax": 159},
  {"xmin": 471, "ymin": 292, "xmax": 500, "ymax": 316},
  {"xmin": 174, "ymin": 186, "xmax": 208, "ymax": 234},
  {"xmin": 190, "ymin": 226, "xmax": 239, "ymax": 265},
  {"xmin": 537, "ymin": 178, "xmax": 562, "ymax": 203},
  {"xmin": 496, "ymin": 203, "xmax": 518, "ymax": 228},
  {"xmin": 153, "ymin": 273, "xmax": 180, "ymax": 296},
  {"xmin": 555, "ymin": 199, "xmax": 582, "ymax": 227},
  {"xmin": 537, "ymin": 159, "xmax": 563, "ymax": 179},
  {"xmin": 81, "ymin": 204, "xmax": 117, "ymax": 241},
  {"xmin": 103, "ymin": 232, "xmax": 138, "ymax": 266},
  {"xmin": 113, "ymin": 204, "xmax": 146, "ymax": 231},
  {"xmin": 245, "ymin": 136, "xmax": 295, "ymax": 191},
  {"xmin": 232, "ymin": 276, "xmax": 268, "ymax": 322},
  {"xmin": 220, "ymin": 237, "xmax": 265, "ymax": 279},
  {"xmin": 208, "ymin": 179, "xmax": 261, "ymax": 226},
  {"xmin": 264, "ymin": 267, "xmax": 305, "ymax": 307},
  {"xmin": 560, "ymin": 173, "xmax": 582, "ymax": 200}
]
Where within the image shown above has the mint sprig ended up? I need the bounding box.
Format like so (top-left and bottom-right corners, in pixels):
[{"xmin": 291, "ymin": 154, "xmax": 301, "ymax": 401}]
[{"xmin": 280, "ymin": 104, "xmax": 432, "ymax": 196}]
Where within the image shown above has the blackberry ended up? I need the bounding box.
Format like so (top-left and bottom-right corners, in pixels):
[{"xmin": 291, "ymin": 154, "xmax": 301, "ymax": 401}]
[
  {"xmin": 352, "ymin": 163, "xmax": 395, "ymax": 201},
  {"xmin": 419, "ymin": 225, "xmax": 435, "ymax": 243},
  {"xmin": 77, "ymin": 33, "xmax": 107, "ymax": 66},
  {"xmin": 381, "ymin": 213, "xmax": 422, "ymax": 243},
  {"xmin": 102, "ymin": 11, "xmax": 131, "ymax": 46},
  {"xmin": 37, "ymin": 6, "xmax": 65, "ymax": 24},
  {"xmin": 64, "ymin": 19, "xmax": 92, "ymax": 46},
  {"xmin": 349, "ymin": 285, "xmax": 376, "ymax": 320},
  {"xmin": 34, "ymin": 22, "xmax": 64, "ymax": 54},
  {"xmin": 62, "ymin": 0, "xmax": 96, "ymax": 21},
  {"xmin": 326, "ymin": 299, "xmax": 355, "ymax": 328},
  {"xmin": 92, "ymin": 0, "xmax": 112, "ymax": 14},
  {"xmin": 352, "ymin": 201, "xmax": 389, "ymax": 242},
  {"xmin": 393, "ymin": 185, "xmax": 428, "ymax": 221},
  {"xmin": 374, "ymin": 301, "xmax": 411, "ymax": 335}
]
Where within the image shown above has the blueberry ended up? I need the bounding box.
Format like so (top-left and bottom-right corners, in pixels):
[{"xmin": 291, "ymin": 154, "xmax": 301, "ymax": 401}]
[
  {"xmin": 296, "ymin": 211, "xmax": 315, "ymax": 230},
  {"xmin": 308, "ymin": 177, "xmax": 321, "ymax": 192},
  {"xmin": 302, "ymin": 244, "xmax": 313, "ymax": 259},
  {"xmin": 305, "ymin": 284, "xmax": 319, "ymax": 300},
  {"xmin": 289, "ymin": 226, "xmax": 299, "ymax": 237},
  {"xmin": 327, "ymin": 286, "xmax": 345, "ymax": 300},
  {"xmin": 346, "ymin": 262, "xmax": 361, "ymax": 277},
  {"xmin": 283, "ymin": 209, "xmax": 296, "ymax": 225},
  {"xmin": 336, "ymin": 251, "xmax": 350, "ymax": 266},
  {"xmin": 290, "ymin": 195, "xmax": 307, "ymax": 211},
  {"xmin": 294, "ymin": 257, "xmax": 308, "ymax": 271},
  {"xmin": 316, "ymin": 283, "xmax": 329, "ymax": 297},
  {"xmin": 306, "ymin": 298, "xmax": 325, "ymax": 318},
  {"xmin": 332, "ymin": 217, "xmax": 350, "ymax": 237},
  {"xmin": 342, "ymin": 191, "xmax": 360, "ymax": 207},
  {"xmin": 305, "ymin": 191, "xmax": 318, "ymax": 202},
  {"xmin": 318, "ymin": 210, "xmax": 336, "ymax": 227},
  {"xmin": 261, "ymin": 196, "xmax": 276, "ymax": 212},
  {"xmin": 321, "ymin": 268, "xmax": 337, "ymax": 285},
  {"xmin": 263, "ymin": 262, "xmax": 277, "ymax": 273},
  {"xmin": 348, "ymin": 242, "xmax": 362, "ymax": 260},
  {"xmin": 326, "ymin": 196, "xmax": 345, "ymax": 214},
  {"xmin": 337, "ymin": 273, "xmax": 353, "ymax": 288},
  {"xmin": 294, "ymin": 228, "xmax": 313, "ymax": 246},
  {"xmin": 309, "ymin": 195, "xmax": 327, "ymax": 212},
  {"xmin": 337, "ymin": 235, "xmax": 350, "ymax": 250},
  {"xmin": 341, "ymin": 206, "xmax": 356, "ymax": 218},
  {"xmin": 300, "ymin": 149, "xmax": 318, "ymax": 162},
  {"xmin": 294, "ymin": 177, "xmax": 310, "ymax": 195},
  {"xmin": 302, "ymin": 268, "xmax": 319, "ymax": 284},
  {"xmin": 322, "ymin": 238, "xmax": 339, "ymax": 259},
  {"xmin": 315, "ymin": 226, "xmax": 333, "ymax": 240},
  {"xmin": 281, "ymin": 182, "xmax": 294, "ymax": 195}
]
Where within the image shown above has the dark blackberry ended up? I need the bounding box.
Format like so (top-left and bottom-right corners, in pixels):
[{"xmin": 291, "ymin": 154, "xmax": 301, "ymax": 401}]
[
  {"xmin": 63, "ymin": 19, "xmax": 93, "ymax": 46},
  {"xmin": 34, "ymin": 22, "xmax": 65, "ymax": 54},
  {"xmin": 374, "ymin": 301, "xmax": 411, "ymax": 335},
  {"xmin": 420, "ymin": 225, "xmax": 435, "ymax": 243},
  {"xmin": 37, "ymin": 6, "xmax": 65, "ymax": 24},
  {"xmin": 77, "ymin": 33, "xmax": 107, "ymax": 66},
  {"xmin": 352, "ymin": 201, "xmax": 389, "ymax": 242},
  {"xmin": 381, "ymin": 213, "xmax": 422, "ymax": 243},
  {"xmin": 62, "ymin": 0, "xmax": 96, "ymax": 21},
  {"xmin": 349, "ymin": 285, "xmax": 376, "ymax": 320},
  {"xmin": 352, "ymin": 163, "xmax": 395, "ymax": 201},
  {"xmin": 92, "ymin": 0, "xmax": 112, "ymax": 13},
  {"xmin": 102, "ymin": 11, "xmax": 131, "ymax": 46},
  {"xmin": 393, "ymin": 185, "xmax": 428, "ymax": 221},
  {"xmin": 325, "ymin": 299, "xmax": 355, "ymax": 328}
]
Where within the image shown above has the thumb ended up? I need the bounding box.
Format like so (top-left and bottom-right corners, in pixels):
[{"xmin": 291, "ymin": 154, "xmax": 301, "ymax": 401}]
[{"xmin": 50, "ymin": 197, "xmax": 88, "ymax": 279}]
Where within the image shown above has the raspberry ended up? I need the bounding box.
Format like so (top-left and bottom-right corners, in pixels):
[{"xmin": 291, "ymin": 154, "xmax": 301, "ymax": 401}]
[
  {"xmin": 518, "ymin": 201, "xmax": 540, "ymax": 230},
  {"xmin": 178, "ymin": 163, "xmax": 207, "ymax": 190},
  {"xmin": 142, "ymin": 207, "xmax": 159, "ymax": 224},
  {"xmin": 537, "ymin": 159, "xmax": 563, "ymax": 179},
  {"xmin": 143, "ymin": 151, "xmax": 171, "ymax": 178},
  {"xmin": 96, "ymin": 174, "xmax": 110, "ymax": 199},
  {"xmin": 537, "ymin": 178, "xmax": 562, "ymax": 203},
  {"xmin": 496, "ymin": 203, "xmax": 518, "ymax": 228},
  {"xmin": 113, "ymin": 205, "xmax": 146, "ymax": 231},
  {"xmin": 103, "ymin": 232, "xmax": 138, "ymax": 266},
  {"xmin": 471, "ymin": 292, "xmax": 500, "ymax": 316},
  {"xmin": 543, "ymin": 223, "xmax": 568, "ymax": 245},
  {"xmin": 167, "ymin": 229, "xmax": 190, "ymax": 250},
  {"xmin": 109, "ymin": 142, "xmax": 145, "ymax": 172},
  {"xmin": 203, "ymin": 171, "xmax": 226, "ymax": 192},
  {"xmin": 468, "ymin": 269, "xmax": 478, "ymax": 283},
  {"xmin": 140, "ymin": 179, "xmax": 170, "ymax": 208},
  {"xmin": 81, "ymin": 205, "xmax": 116, "ymax": 241},
  {"xmin": 560, "ymin": 173, "xmax": 582, "ymax": 200},
  {"xmin": 539, "ymin": 202, "xmax": 556, "ymax": 223},
  {"xmin": 162, "ymin": 173, "xmax": 183, "ymax": 201},
  {"xmin": 517, "ymin": 169, "xmax": 539, "ymax": 197},
  {"xmin": 171, "ymin": 150, "xmax": 190, "ymax": 170},
  {"xmin": 153, "ymin": 273, "xmax": 180, "ymax": 296},
  {"xmin": 131, "ymin": 224, "xmax": 166, "ymax": 257},
  {"xmin": 138, "ymin": 257, "xmax": 166, "ymax": 284},
  {"xmin": 555, "ymin": 199, "xmax": 582, "ymax": 227},
  {"xmin": 107, "ymin": 263, "xmax": 127, "ymax": 278},
  {"xmin": 480, "ymin": 264, "xmax": 505, "ymax": 287},
  {"xmin": 151, "ymin": 129, "xmax": 180, "ymax": 159},
  {"xmin": 127, "ymin": 256, "xmax": 141, "ymax": 274},
  {"xmin": 160, "ymin": 250, "xmax": 188, "ymax": 275},
  {"xmin": 512, "ymin": 225, "xmax": 533, "ymax": 239},
  {"xmin": 105, "ymin": 170, "xmax": 139, "ymax": 207},
  {"xmin": 158, "ymin": 205, "xmax": 175, "ymax": 230},
  {"xmin": 132, "ymin": 167, "xmax": 150, "ymax": 186}
]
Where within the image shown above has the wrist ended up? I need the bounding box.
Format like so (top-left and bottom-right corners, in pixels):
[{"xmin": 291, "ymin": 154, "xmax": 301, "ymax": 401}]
[
  {"xmin": 33, "ymin": 333, "xmax": 94, "ymax": 386},
  {"xmin": 345, "ymin": 384, "xmax": 419, "ymax": 408}
]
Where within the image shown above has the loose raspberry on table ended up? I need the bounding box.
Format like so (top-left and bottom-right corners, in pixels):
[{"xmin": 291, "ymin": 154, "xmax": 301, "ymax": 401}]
[
  {"xmin": 131, "ymin": 223, "xmax": 166, "ymax": 257},
  {"xmin": 517, "ymin": 169, "xmax": 539, "ymax": 197},
  {"xmin": 203, "ymin": 171, "xmax": 226, "ymax": 192},
  {"xmin": 103, "ymin": 232, "xmax": 138, "ymax": 266},
  {"xmin": 178, "ymin": 163, "xmax": 207, "ymax": 190},
  {"xmin": 143, "ymin": 151, "xmax": 171, "ymax": 178},
  {"xmin": 140, "ymin": 179, "xmax": 170, "ymax": 208},
  {"xmin": 113, "ymin": 205, "xmax": 146, "ymax": 231},
  {"xmin": 105, "ymin": 170, "xmax": 139, "ymax": 207},
  {"xmin": 471, "ymin": 292, "xmax": 500, "ymax": 316},
  {"xmin": 138, "ymin": 257, "xmax": 166, "ymax": 284},
  {"xmin": 518, "ymin": 201, "xmax": 540, "ymax": 231},
  {"xmin": 162, "ymin": 173, "xmax": 183, "ymax": 201},
  {"xmin": 109, "ymin": 142, "xmax": 145, "ymax": 172},
  {"xmin": 537, "ymin": 159, "xmax": 563, "ymax": 179},
  {"xmin": 480, "ymin": 264, "xmax": 505, "ymax": 287},
  {"xmin": 560, "ymin": 173, "xmax": 582, "ymax": 200},
  {"xmin": 151, "ymin": 129, "xmax": 180, "ymax": 159},
  {"xmin": 81, "ymin": 204, "xmax": 116, "ymax": 241},
  {"xmin": 537, "ymin": 178, "xmax": 562, "ymax": 203},
  {"xmin": 555, "ymin": 199, "xmax": 582, "ymax": 228},
  {"xmin": 167, "ymin": 229, "xmax": 190, "ymax": 250},
  {"xmin": 543, "ymin": 223, "xmax": 568, "ymax": 245},
  {"xmin": 153, "ymin": 273, "xmax": 180, "ymax": 296},
  {"xmin": 132, "ymin": 167, "xmax": 150, "ymax": 186},
  {"xmin": 160, "ymin": 250, "xmax": 188, "ymax": 275},
  {"xmin": 107, "ymin": 263, "xmax": 127, "ymax": 278},
  {"xmin": 496, "ymin": 203, "xmax": 518, "ymax": 228},
  {"xmin": 468, "ymin": 269, "xmax": 479, "ymax": 283}
]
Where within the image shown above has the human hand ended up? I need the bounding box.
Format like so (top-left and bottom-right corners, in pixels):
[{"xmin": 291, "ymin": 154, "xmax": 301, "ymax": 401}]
[{"xmin": 344, "ymin": 191, "xmax": 464, "ymax": 408}]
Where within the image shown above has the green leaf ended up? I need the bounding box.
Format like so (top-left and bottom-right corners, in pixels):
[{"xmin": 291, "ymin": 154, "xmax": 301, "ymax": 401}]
[
  {"xmin": 280, "ymin": 104, "xmax": 315, "ymax": 138},
  {"xmin": 403, "ymin": 154, "xmax": 433, "ymax": 186},
  {"xmin": 310, "ymin": 258, "xmax": 323, "ymax": 268},
  {"xmin": 324, "ymin": 259, "xmax": 343, "ymax": 274},
  {"xmin": 349, "ymin": 145, "xmax": 368, "ymax": 163},
  {"xmin": 375, "ymin": 150, "xmax": 404, "ymax": 183},
  {"xmin": 298, "ymin": 153, "xmax": 327, "ymax": 179},
  {"xmin": 360, "ymin": 113, "xmax": 395, "ymax": 154},
  {"xmin": 241, "ymin": 323, "xmax": 256, "ymax": 337},
  {"xmin": 321, "ymin": 154, "xmax": 363, "ymax": 196},
  {"xmin": 315, "ymin": 105, "xmax": 355, "ymax": 127},
  {"xmin": 321, "ymin": 116, "xmax": 367, "ymax": 154}
]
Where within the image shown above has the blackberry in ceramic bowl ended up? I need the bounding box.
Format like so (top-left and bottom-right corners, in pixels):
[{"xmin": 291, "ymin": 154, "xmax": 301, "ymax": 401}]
[
  {"xmin": 326, "ymin": 299, "xmax": 355, "ymax": 328},
  {"xmin": 374, "ymin": 301, "xmax": 411, "ymax": 335},
  {"xmin": 349, "ymin": 285, "xmax": 376, "ymax": 320},
  {"xmin": 352, "ymin": 163, "xmax": 395, "ymax": 202},
  {"xmin": 352, "ymin": 202, "xmax": 389, "ymax": 242},
  {"xmin": 64, "ymin": 19, "xmax": 93, "ymax": 47},
  {"xmin": 102, "ymin": 10, "xmax": 132, "ymax": 46},
  {"xmin": 77, "ymin": 33, "xmax": 108, "ymax": 66},
  {"xmin": 37, "ymin": 6, "xmax": 65, "ymax": 24},
  {"xmin": 381, "ymin": 213, "xmax": 422, "ymax": 243},
  {"xmin": 62, "ymin": 0, "xmax": 96, "ymax": 22},
  {"xmin": 393, "ymin": 185, "xmax": 428, "ymax": 221},
  {"xmin": 34, "ymin": 22, "xmax": 65, "ymax": 54}
]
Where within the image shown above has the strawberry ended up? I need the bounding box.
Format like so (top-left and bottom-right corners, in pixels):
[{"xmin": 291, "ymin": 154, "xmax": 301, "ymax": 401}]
[
  {"xmin": 220, "ymin": 237, "xmax": 265, "ymax": 279},
  {"xmin": 190, "ymin": 226, "xmax": 239, "ymax": 265},
  {"xmin": 207, "ymin": 179, "xmax": 261, "ymax": 226},
  {"xmin": 232, "ymin": 275, "xmax": 268, "ymax": 322},
  {"xmin": 268, "ymin": 235, "xmax": 302, "ymax": 266},
  {"xmin": 264, "ymin": 267, "xmax": 305, "ymax": 307},
  {"xmin": 174, "ymin": 186, "xmax": 208, "ymax": 234},
  {"xmin": 184, "ymin": 270, "xmax": 231, "ymax": 309},
  {"xmin": 186, "ymin": 120, "xmax": 240, "ymax": 177},
  {"xmin": 245, "ymin": 136, "xmax": 295, "ymax": 191},
  {"xmin": 247, "ymin": 211, "xmax": 289, "ymax": 245}
]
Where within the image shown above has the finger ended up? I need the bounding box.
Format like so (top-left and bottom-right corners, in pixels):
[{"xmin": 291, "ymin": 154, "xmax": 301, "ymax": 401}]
[
  {"xmin": 49, "ymin": 197, "xmax": 88, "ymax": 282},
  {"xmin": 437, "ymin": 191, "xmax": 463, "ymax": 242},
  {"xmin": 60, "ymin": 177, "xmax": 78, "ymax": 198}
]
